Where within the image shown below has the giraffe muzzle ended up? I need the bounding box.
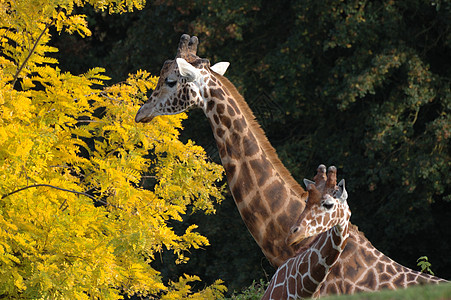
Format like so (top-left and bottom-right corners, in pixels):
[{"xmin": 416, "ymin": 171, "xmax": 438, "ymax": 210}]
[
  {"xmin": 135, "ymin": 104, "xmax": 155, "ymax": 123},
  {"xmin": 286, "ymin": 226, "xmax": 308, "ymax": 246},
  {"xmin": 135, "ymin": 115, "xmax": 154, "ymax": 123}
]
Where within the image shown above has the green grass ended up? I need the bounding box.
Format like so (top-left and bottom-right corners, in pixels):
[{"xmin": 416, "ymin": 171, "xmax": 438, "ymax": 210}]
[
  {"xmin": 323, "ymin": 282, "xmax": 451, "ymax": 300},
  {"xmin": 226, "ymin": 281, "xmax": 451, "ymax": 300}
]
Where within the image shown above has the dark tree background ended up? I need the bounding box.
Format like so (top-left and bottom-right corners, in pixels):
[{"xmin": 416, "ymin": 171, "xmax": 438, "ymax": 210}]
[{"xmin": 52, "ymin": 0, "xmax": 450, "ymax": 294}]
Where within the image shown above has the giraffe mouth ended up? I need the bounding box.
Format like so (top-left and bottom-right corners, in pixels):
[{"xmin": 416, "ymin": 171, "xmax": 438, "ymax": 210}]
[
  {"xmin": 135, "ymin": 103, "xmax": 156, "ymax": 123},
  {"xmin": 136, "ymin": 116, "xmax": 154, "ymax": 123},
  {"xmin": 286, "ymin": 233, "xmax": 308, "ymax": 247},
  {"xmin": 135, "ymin": 108, "xmax": 155, "ymax": 123}
]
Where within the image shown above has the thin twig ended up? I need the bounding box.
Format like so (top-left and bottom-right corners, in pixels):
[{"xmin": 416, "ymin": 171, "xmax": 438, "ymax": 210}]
[
  {"xmin": 1, "ymin": 184, "xmax": 122, "ymax": 210},
  {"xmin": 100, "ymin": 94, "xmax": 121, "ymax": 102},
  {"xmin": 11, "ymin": 7, "xmax": 63, "ymax": 88},
  {"xmin": 76, "ymin": 119, "xmax": 100, "ymax": 124},
  {"xmin": 1, "ymin": 184, "xmax": 96, "ymax": 200}
]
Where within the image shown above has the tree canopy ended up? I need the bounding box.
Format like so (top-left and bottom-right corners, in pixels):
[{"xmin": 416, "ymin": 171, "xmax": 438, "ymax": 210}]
[{"xmin": 0, "ymin": 0, "xmax": 226, "ymax": 298}]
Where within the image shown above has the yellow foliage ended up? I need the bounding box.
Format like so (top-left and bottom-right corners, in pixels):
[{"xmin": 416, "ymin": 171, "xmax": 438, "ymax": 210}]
[
  {"xmin": 0, "ymin": 0, "xmax": 226, "ymax": 298},
  {"xmin": 163, "ymin": 275, "xmax": 227, "ymax": 300}
]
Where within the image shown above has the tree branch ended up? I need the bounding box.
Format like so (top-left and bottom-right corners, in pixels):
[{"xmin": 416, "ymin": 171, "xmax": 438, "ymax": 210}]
[
  {"xmin": 1, "ymin": 184, "xmax": 121, "ymax": 210},
  {"xmin": 11, "ymin": 7, "xmax": 62, "ymax": 88},
  {"xmin": 1, "ymin": 184, "xmax": 96, "ymax": 201}
]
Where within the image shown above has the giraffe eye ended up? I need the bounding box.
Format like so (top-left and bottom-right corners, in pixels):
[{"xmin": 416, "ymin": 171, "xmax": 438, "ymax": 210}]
[
  {"xmin": 323, "ymin": 202, "xmax": 334, "ymax": 210},
  {"xmin": 165, "ymin": 78, "xmax": 177, "ymax": 88}
]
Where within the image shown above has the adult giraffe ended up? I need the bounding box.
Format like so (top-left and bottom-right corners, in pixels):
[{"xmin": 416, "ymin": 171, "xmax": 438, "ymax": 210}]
[
  {"xmin": 135, "ymin": 34, "xmax": 447, "ymax": 295},
  {"xmin": 136, "ymin": 34, "xmax": 310, "ymax": 264}
]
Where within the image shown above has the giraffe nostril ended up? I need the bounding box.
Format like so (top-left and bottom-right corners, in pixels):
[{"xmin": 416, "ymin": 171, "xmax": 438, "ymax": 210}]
[{"xmin": 291, "ymin": 227, "xmax": 299, "ymax": 234}]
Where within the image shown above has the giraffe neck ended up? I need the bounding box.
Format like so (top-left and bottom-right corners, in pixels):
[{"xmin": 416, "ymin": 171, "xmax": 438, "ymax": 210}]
[
  {"xmin": 319, "ymin": 226, "xmax": 448, "ymax": 295},
  {"xmin": 199, "ymin": 72, "xmax": 308, "ymax": 265},
  {"xmin": 262, "ymin": 224, "xmax": 350, "ymax": 300}
]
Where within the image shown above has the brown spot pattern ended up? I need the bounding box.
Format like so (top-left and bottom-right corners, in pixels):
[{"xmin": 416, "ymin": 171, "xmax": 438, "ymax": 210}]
[
  {"xmin": 220, "ymin": 115, "xmax": 232, "ymax": 128},
  {"xmin": 227, "ymin": 105, "xmax": 236, "ymax": 117},
  {"xmin": 206, "ymin": 100, "xmax": 215, "ymax": 113},
  {"xmin": 223, "ymin": 162, "xmax": 236, "ymax": 181},
  {"xmin": 265, "ymin": 181, "xmax": 287, "ymax": 212},
  {"xmin": 249, "ymin": 156, "xmax": 272, "ymax": 186},
  {"xmin": 232, "ymin": 117, "xmax": 246, "ymax": 133},
  {"xmin": 216, "ymin": 103, "xmax": 225, "ymax": 115},
  {"xmin": 213, "ymin": 114, "xmax": 220, "ymax": 124},
  {"xmin": 231, "ymin": 162, "xmax": 253, "ymax": 202},
  {"xmin": 210, "ymin": 88, "xmax": 225, "ymax": 100},
  {"xmin": 243, "ymin": 132, "xmax": 259, "ymax": 156},
  {"xmin": 249, "ymin": 192, "xmax": 270, "ymax": 220}
]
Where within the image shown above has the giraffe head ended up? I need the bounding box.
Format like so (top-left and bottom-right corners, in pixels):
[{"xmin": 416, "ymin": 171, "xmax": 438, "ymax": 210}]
[
  {"xmin": 135, "ymin": 34, "xmax": 230, "ymax": 123},
  {"xmin": 286, "ymin": 165, "xmax": 350, "ymax": 246}
]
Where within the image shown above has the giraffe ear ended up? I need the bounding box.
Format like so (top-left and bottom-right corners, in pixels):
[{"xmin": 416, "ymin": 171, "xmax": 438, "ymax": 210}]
[
  {"xmin": 337, "ymin": 179, "xmax": 348, "ymax": 202},
  {"xmin": 211, "ymin": 62, "xmax": 230, "ymax": 75},
  {"xmin": 303, "ymin": 179, "xmax": 316, "ymax": 190},
  {"xmin": 176, "ymin": 58, "xmax": 201, "ymax": 82}
]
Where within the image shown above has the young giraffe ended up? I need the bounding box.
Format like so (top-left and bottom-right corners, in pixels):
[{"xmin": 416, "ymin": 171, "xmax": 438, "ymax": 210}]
[
  {"xmin": 262, "ymin": 165, "xmax": 351, "ymax": 300},
  {"xmin": 286, "ymin": 167, "xmax": 447, "ymax": 298},
  {"xmin": 135, "ymin": 34, "xmax": 447, "ymax": 294}
]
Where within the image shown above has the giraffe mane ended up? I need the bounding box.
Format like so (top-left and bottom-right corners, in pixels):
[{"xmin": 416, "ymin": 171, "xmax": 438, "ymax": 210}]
[
  {"xmin": 349, "ymin": 223, "xmax": 365, "ymax": 238},
  {"xmin": 212, "ymin": 71, "xmax": 308, "ymax": 201}
]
